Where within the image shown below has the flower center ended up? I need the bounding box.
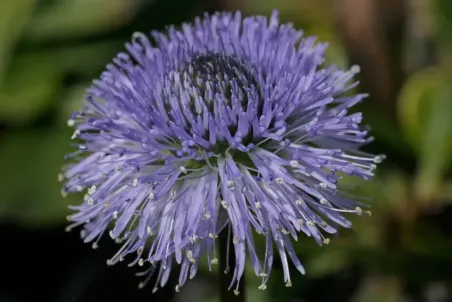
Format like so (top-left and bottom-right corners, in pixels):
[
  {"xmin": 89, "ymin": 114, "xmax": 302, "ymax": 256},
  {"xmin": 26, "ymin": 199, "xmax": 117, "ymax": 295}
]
[
  {"xmin": 182, "ymin": 53, "xmax": 258, "ymax": 101},
  {"xmin": 163, "ymin": 53, "xmax": 262, "ymax": 158}
]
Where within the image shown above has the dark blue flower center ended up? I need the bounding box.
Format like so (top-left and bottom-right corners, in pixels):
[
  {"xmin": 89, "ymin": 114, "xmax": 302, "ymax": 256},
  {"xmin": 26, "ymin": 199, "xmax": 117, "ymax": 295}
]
[
  {"xmin": 163, "ymin": 53, "xmax": 262, "ymax": 155},
  {"xmin": 185, "ymin": 53, "xmax": 258, "ymax": 96}
]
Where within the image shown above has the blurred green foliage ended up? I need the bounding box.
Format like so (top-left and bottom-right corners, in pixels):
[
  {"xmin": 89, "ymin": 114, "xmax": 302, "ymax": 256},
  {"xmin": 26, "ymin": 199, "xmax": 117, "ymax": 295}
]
[
  {"xmin": 1, "ymin": 0, "xmax": 452, "ymax": 301},
  {"xmin": 0, "ymin": 0, "xmax": 134, "ymax": 226}
]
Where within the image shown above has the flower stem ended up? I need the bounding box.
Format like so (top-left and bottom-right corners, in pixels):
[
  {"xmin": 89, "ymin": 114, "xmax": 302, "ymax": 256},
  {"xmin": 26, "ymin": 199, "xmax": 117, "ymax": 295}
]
[{"xmin": 219, "ymin": 225, "xmax": 245, "ymax": 302}]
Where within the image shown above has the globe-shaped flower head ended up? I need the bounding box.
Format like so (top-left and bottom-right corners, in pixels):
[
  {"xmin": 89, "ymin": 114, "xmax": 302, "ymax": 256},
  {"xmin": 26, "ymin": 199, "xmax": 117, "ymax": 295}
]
[{"xmin": 62, "ymin": 10, "xmax": 383, "ymax": 293}]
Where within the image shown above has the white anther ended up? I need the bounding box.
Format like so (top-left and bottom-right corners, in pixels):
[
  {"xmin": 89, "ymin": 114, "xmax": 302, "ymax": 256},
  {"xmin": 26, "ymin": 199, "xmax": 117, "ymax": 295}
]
[
  {"xmin": 297, "ymin": 219, "xmax": 304, "ymax": 226},
  {"xmin": 282, "ymin": 229, "xmax": 290, "ymax": 235},
  {"xmin": 138, "ymin": 259, "xmax": 144, "ymax": 266},
  {"xmin": 227, "ymin": 180, "xmax": 235, "ymax": 189},
  {"xmin": 147, "ymin": 226, "xmax": 153, "ymax": 235},
  {"xmin": 80, "ymin": 230, "xmax": 86, "ymax": 239},
  {"xmin": 296, "ymin": 199, "xmax": 304, "ymax": 206},
  {"xmin": 71, "ymin": 129, "xmax": 80, "ymax": 140},
  {"xmin": 285, "ymin": 280, "xmax": 292, "ymax": 287},
  {"xmin": 221, "ymin": 200, "xmax": 228, "ymax": 209},
  {"xmin": 137, "ymin": 246, "xmax": 144, "ymax": 254},
  {"xmin": 149, "ymin": 191, "xmax": 155, "ymax": 200},
  {"xmin": 373, "ymin": 155, "xmax": 385, "ymax": 163},
  {"xmin": 190, "ymin": 235, "xmax": 198, "ymax": 244},
  {"xmin": 138, "ymin": 282, "xmax": 145, "ymax": 289},
  {"xmin": 76, "ymin": 185, "xmax": 83, "ymax": 192},
  {"xmin": 203, "ymin": 211, "xmax": 211, "ymax": 220},
  {"xmin": 258, "ymin": 284, "xmax": 267, "ymax": 290},
  {"xmin": 115, "ymin": 166, "xmax": 121, "ymax": 172},
  {"xmin": 275, "ymin": 177, "xmax": 284, "ymax": 184},
  {"xmin": 323, "ymin": 238, "xmax": 330, "ymax": 244},
  {"xmin": 88, "ymin": 185, "xmax": 97, "ymax": 195},
  {"xmin": 179, "ymin": 166, "xmax": 187, "ymax": 174},
  {"xmin": 152, "ymin": 287, "xmax": 158, "ymax": 294},
  {"xmin": 112, "ymin": 211, "xmax": 118, "ymax": 219},
  {"xmin": 351, "ymin": 65, "xmax": 361, "ymax": 73},
  {"xmin": 92, "ymin": 242, "xmax": 99, "ymax": 249},
  {"xmin": 132, "ymin": 178, "xmax": 139, "ymax": 187},
  {"xmin": 255, "ymin": 202, "xmax": 261, "ymax": 209},
  {"xmin": 290, "ymin": 160, "xmax": 299, "ymax": 168},
  {"xmin": 210, "ymin": 258, "xmax": 218, "ymax": 264},
  {"xmin": 233, "ymin": 236, "xmax": 238, "ymax": 244},
  {"xmin": 87, "ymin": 198, "xmax": 94, "ymax": 206},
  {"xmin": 67, "ymin": 119, "xmax": 75, "ymax": 127},
  {"xmin": 355, "ymin": 207, "xmax": 363, "ymax": 215},
  {"xmin": 307, "ymin": 221, "xmax": 315, "ymax": 227},
  {"xmin": 209, "ymin": 233, "xmax": 218, "ymax": 239},
  {"xmin": 58, "ymin": 173, "xmax": 64, "ymax": 182},
  {"xmin": 233, "ymin": 290, "xmax": 240, "ymax": 296},
  {"xmin": 175, "ymin": 285, "xmax": 181, "ymax": 292},
  {"xmin": 187, "ymin": 250, "xmax": 195, "ymax": 263},
  {"xmin": 320, "ymin": 197, "xmax": 328, "ymax": 205},
  {"xmin": 109, "ymin": 231, "xmax": 115, "ymax": 239},
  {"xmin": 319, "ymin": 183, "xmax": 328, "ymax": 189},
  {"xmin": 259, "ymin": 272, "xmax": 268, "ymax": 277}
]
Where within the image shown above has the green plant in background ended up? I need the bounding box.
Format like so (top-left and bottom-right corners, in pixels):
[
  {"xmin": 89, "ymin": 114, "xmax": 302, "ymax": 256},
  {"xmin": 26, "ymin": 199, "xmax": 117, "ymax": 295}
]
[
  {"xmin": 0, "ymin": 0, "xmax": 141, "ymax": 226},
  {"xmin": 1, "ymin": 0, "xmax": 452, "ymax": 301}
]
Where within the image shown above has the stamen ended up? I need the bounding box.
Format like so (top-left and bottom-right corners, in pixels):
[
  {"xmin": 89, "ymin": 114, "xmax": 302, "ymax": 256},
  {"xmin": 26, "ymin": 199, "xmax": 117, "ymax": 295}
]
[
  {"xmin": 290, "ymin": 160, "xmax": 299, "ymax": 168},
  {"xmin": 88, "ymin": 185, "xmax": 97, "ymax": 195}
]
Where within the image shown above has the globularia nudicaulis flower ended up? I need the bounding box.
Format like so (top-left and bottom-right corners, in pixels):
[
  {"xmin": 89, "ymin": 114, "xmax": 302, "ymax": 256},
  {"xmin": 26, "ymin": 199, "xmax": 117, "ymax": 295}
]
[{"xmin": 61, "ymin": 10, "xmax": 383, "ymax": 294}]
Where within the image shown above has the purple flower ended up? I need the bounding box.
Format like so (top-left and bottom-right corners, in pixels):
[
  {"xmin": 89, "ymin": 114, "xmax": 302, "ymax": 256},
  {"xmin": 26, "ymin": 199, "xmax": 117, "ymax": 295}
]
[{"xmin": 62, "ymin": 10, "xmax": 383, "ymax": 293}]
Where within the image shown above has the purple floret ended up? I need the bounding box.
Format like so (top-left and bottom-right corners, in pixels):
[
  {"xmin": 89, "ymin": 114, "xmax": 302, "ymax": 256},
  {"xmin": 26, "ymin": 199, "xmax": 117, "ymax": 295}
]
[{"xmin": 62, "ymin": 10, "xmax": 383, "ymax": 293}]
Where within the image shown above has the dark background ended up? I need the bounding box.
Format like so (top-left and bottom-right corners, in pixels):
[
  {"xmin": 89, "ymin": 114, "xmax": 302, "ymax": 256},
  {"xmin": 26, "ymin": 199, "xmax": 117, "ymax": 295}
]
[{"xmin": 1, "ymin": 0, "xmax": 452, "ymax": 301}]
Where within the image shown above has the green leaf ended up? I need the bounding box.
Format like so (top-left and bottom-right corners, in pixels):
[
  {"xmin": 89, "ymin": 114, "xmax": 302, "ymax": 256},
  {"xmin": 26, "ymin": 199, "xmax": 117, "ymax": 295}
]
[
  {"xmin": 0, "ymin": 0, "xmax": 37, "ymax": 82},
  {"xmin": 48, "ymin": 40, "xmax": 122, "ymax": 76},
  {"xmin": 414, "ymin": 76, "xmax": 452, "ymax": 201},
  {"xmin": 0, "ymin": 126, "xmax": 73, "ymax": 226},
  {"xmin": 0, "ymin": 53, "xmax": 62, "ymax": 125},
  {"xmin": 434, "ymin": 0, "xmax": 452, "ymax": 52},
  {"xmin": 25, "ymin": 0, "xmax": 136, "ymax": 42},
  {"xmin": 397, "ymin": 67, "xmax": 443, "ymax": 151},
  {"xmin": 0, "ymin": 40, "xmax": 121, "ymax": 125}
]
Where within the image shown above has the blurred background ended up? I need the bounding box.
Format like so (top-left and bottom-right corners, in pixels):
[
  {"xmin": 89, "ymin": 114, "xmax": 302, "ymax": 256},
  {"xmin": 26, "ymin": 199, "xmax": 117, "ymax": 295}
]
[{"xmin": 1, "ymin": 0, "xmax": 452, "ymax": 301}]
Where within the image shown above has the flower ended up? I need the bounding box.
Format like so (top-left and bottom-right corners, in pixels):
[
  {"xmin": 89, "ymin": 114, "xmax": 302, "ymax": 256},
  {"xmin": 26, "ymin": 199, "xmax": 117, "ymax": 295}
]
[{"xmin": 62, "ymin": 10, "xmax": 383, "ymax": 293}]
